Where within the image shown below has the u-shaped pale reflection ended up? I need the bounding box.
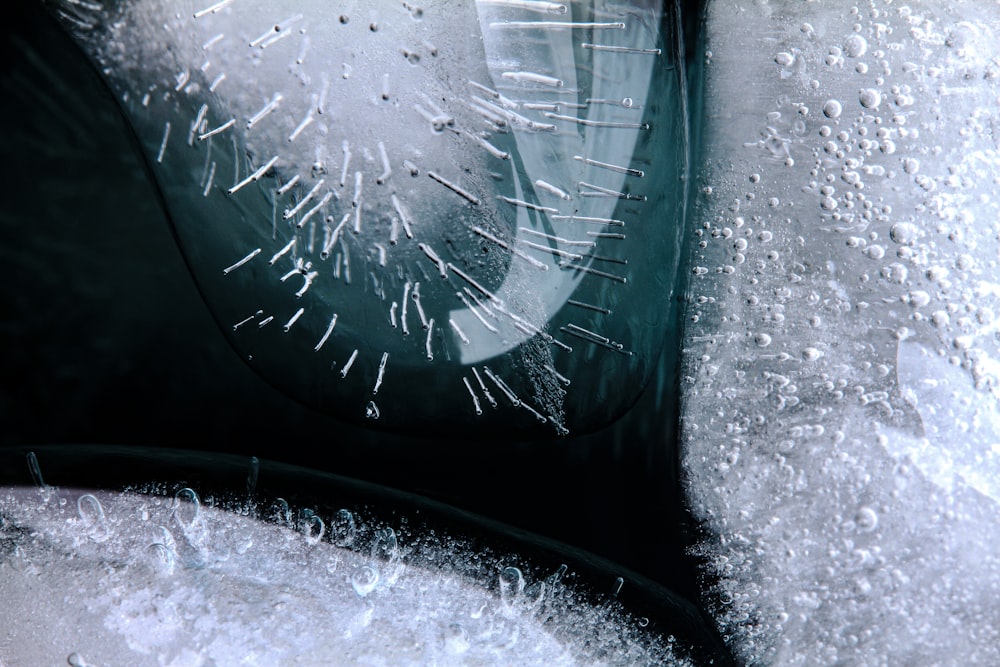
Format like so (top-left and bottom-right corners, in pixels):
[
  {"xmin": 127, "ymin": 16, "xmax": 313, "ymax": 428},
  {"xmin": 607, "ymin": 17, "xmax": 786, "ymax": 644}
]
[{"xmin": 46, "ymin": 0, "xmax": 687, "ymax": 438}]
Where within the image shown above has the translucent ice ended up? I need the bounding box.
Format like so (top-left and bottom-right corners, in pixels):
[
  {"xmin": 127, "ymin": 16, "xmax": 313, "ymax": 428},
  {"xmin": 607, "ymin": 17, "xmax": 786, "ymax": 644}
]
[
  {"xmin": 44, "ymin": 0, "xmax": 688, "ymax": 437},
  {"xmin": 682, "ymin": 1, "xmax": 1000, "ymax": 664}
]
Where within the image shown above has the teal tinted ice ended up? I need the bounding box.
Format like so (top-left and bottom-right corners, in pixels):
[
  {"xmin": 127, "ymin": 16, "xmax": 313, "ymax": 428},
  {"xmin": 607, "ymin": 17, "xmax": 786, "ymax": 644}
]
[{"xmin": 47, "ymin": 0, "xmax": 687, "ymax": 437}]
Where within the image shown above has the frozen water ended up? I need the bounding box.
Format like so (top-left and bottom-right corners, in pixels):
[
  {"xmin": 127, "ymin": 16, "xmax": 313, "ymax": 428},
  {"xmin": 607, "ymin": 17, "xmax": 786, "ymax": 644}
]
[
  {"xmin": 682, "ymin": 1, "xmax": 1000, "ymax": 664},
  {"xmin": 45, "ymin": 0, "xmax": 688, "ymax": 438},
  {"xmin": 0, "ymin": 484, "xmax": 692, "ymax": 666}
]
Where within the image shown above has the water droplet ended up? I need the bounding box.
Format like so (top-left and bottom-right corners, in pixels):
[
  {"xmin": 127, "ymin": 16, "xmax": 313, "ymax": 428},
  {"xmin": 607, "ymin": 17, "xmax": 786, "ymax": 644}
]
[
  {"xmin": 172, "ymin": 487, "xmax": 201, "ymax": 528},
  {"xmin": 371, "ymin": 527, "xmax": 399, "ymax": 563},
  {"xmin": 902, "ymin": 157, "xmax": 920, "ymax": 174},
  {"xmin": 821, "ymin": 196, "xmax": 838, "ymax": 211},
  {"xmin": 754, "ymin": 333, "xmax": 772, "ymax": 347},
  {"xmin": 859, "ymin": 88, "xmax": 882, "ymax": 109},
  {"xmin": 822, "ymin": 99, "xmax": 843, "ymax": 119},
  {"xmin": 300, "ymin": 509, "xmax": 325, "ymax": 546},
  {"xmin": 523, "ymin": 580, "xmax": 546, "ymax": 607},
  {"xmin": 365, "ymin": 400, "xmax": 380, "ymax": 419},
  {"xmin": 499, "ymin": 566, "xmax": 525, "ymax": 605},
  {"xmin": 77, "ymin": 494, "xmax": 110, "ymax": 543},
  {"xmin": 351, "ymin": 564, "xmax": 380, "ymax": 597},
  {"xmin": 621, "ymin": 97, "xmax": 633, "ymax": 108},
  {"xmin": 775, "ymin": 51, "xmax": 794, "ymax": 66},
  {"xmin": 269, "ymin": 497, "xmax": 292, "ymax": 527},
  {"xmin": 146, "ymin": 542, "xmax": 176, "ymax": 575},
  {"xmin": 332, "ymin": 509, "xmax": 356, "ymax": 546},
  {"xmin": 881, "ymin": 263, "xmax": 908, "ymax": 283}
]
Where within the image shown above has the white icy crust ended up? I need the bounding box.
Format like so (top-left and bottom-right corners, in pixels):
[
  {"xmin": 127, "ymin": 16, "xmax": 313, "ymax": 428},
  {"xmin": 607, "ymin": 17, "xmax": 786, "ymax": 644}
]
[
  {"xmin": 0, "ymin": 486, "xmax": 686, "ymax": 666},
  {"xmin": 682, "ymin": 1, "xmax": 1000, "ymax": 664}
]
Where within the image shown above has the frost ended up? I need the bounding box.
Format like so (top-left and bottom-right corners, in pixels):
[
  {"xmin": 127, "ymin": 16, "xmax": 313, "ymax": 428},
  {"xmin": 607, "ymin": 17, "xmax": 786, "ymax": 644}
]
[{"xmin": 0, "ymin": 485, "xmax": 692, "ymax": 666}]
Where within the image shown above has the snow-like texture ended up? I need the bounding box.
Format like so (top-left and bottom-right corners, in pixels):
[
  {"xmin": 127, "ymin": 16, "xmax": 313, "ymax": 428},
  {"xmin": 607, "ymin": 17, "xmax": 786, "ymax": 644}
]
[
  {"xmin": 682, "ymin": 2, "xmax": 1000, "ymax": 664},
  {"xmin": 0, "ymin": 485, "xmax": 690, "ymax": 666}
]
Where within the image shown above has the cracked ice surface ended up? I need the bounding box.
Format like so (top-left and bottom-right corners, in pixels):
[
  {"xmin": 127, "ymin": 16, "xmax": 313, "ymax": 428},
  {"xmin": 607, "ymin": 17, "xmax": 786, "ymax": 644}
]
[
  {"xmin": 682, "ymin": 1, "xmax": 1000, "ymax": 664},
  {"xmin": 0, "ymin": 486, "xmax": 690, "ymax": 666}
]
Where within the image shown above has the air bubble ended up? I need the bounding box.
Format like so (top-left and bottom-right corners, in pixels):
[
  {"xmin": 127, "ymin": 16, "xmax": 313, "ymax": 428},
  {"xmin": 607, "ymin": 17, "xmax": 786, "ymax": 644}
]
[
  {"xmin": 775, "ymin": 52, "xmax": 794, "ymax": 66},
  {"xmin": 67, "ymin": 653, "xmax": 93, "ymax": 667},
  {"xmin": 754, "ymin": 333, "xmax": 772, "ymax": 347},
  {"xmin": 889, "ymin": 222, "xmax": 918, "ymax": 244},
  {"xmin": 855, "ymin": 506, "xmax": 879, "ymax": 532},
  {"xmin": 859, "ymin": 88, "xmax": 882, "ymax": 109},
  {"xmin": 844, "ymin": 34, "xmax": 868, "ymax": 57},
  {"xmin": 866, "ymin": 245, "xmax": 885, "ymax": 260},
  {"xmin": 802, "ymin": 347, "xmax": 823, "ymax": 361},
  {"xmin": 822, "ymin": 99, "xmax": 842, "ymax": 119},
  {"xmin": 907, "ymin": 290, "xmax": 931, "ymax": 307}
]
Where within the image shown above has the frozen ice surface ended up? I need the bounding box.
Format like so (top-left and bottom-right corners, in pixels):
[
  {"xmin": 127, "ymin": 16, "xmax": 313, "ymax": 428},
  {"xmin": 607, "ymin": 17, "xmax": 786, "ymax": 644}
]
[
  {"xmin": 0, "ymin": 486, "xmax": 690, "ymax": 666},
  {"xmin": 45, "ymin": 0, "xmax": 687, "ymax": 437},
  {"xmin": 682, "ymin": 1, "xmax": 1000, "ymax": 664}
]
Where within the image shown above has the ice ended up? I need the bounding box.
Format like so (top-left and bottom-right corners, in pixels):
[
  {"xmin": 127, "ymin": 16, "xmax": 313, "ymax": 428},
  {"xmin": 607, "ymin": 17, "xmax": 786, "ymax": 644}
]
[
  {"xmin": 44, "ymin": 0, "xmax": 688, "ymax": 438},
  {"xmin": 0, "ymin": 484, "xmax": 692, "ymax": 666},
  {"xmin": 682, "ymin": 1, "xmax": 1000, "ymax": 664}
]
